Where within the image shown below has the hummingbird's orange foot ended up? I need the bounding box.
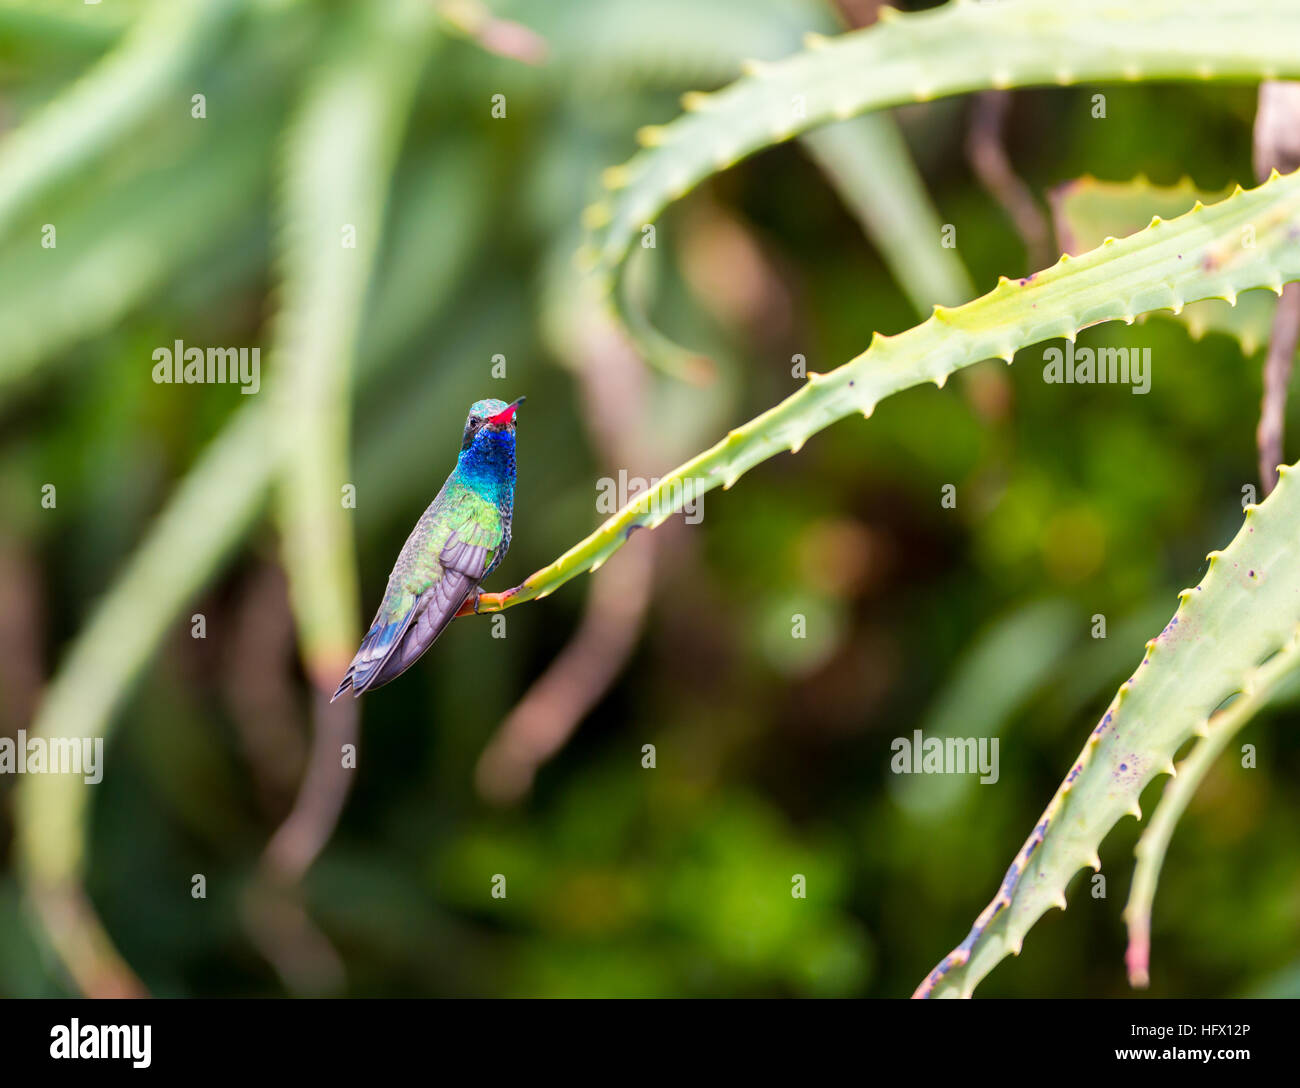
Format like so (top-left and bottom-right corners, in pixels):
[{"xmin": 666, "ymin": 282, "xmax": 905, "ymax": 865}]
[{"xmin": 456, "ymin": 585, "xmax": 522, "ymax": 617}]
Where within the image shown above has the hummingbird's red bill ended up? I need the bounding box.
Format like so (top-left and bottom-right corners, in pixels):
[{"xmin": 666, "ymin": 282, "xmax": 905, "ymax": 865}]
[{"xmin": 488, "ymin": 396, "xmax": 525, "ymax": 426}]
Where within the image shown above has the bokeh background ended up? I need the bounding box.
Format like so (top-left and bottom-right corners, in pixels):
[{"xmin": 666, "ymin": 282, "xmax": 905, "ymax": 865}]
[{"xmin": 0, "ymin": 0, "xmax": 1298, "ymax": 998}]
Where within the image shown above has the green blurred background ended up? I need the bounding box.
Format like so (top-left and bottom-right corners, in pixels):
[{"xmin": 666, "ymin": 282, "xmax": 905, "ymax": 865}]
[{"xmin": 0, "ymin": 0, "xmax": 1297, "ymax": 998}]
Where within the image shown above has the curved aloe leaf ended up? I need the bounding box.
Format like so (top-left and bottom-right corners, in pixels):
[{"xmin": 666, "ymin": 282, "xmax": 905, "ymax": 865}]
[
  {"xmin": 271, "ymin": 0, "xmax": 437, "ymax": 687},
  {"xmin": 0, "ymin": 2, "xmax": 136, "ymax": 51},
  {"xmin": 358, "ymin": 142, "xmax": 493, "ymax": 371},
  {"xmin": 12, "ymin": 122, "xmax": 484, "ymax": 994},
  {"xmin": 801, "ymin": 115, "xmax": 974, "ymax": 310},
  {"xmin": 12, "ymin": 399, "xmax": 273, "ymax": 923},
  {"xmin": 12, "ymin": 0, "xmax": 442, "ymax": 992},
  {"xmin": 1123, "ymin": 625, "xmax": 1300, "ymax": 989},
  {"xmin": 0, "ymin": 0, "xmax": 238, "ymax": 238},
  {"xmin": 577, "ymin": 0, "xmax": 1300, "ymax": 362},
  {"xmin": 475, "ymin": 169, "xmax": 1300, "ymax": 614},
  {"xmin": 892, "ymin": 599, "xmax": 1078, "ymax": 816},
  {"xmin": 1052, "ymin": 175, "xmax": 1278, "ymax": 354},
  {"xmin": 916, "ymin": 461, "xmax": 1300, "ymax": 997},
  {"xmin": 500, "ymin": 0, "xmax": 828, "ymax": 83},
  {"xmin": 0, "ymin": 119, "xmax": 270, "ymax": 396},
  {"xmin": 521, "ymin": 0, "xmax": 972, "ymax": 319}
]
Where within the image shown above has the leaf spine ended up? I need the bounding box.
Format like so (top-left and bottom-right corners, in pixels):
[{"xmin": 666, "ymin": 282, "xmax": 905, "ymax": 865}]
[
  {"xmin": 636, "ymin": 125, "xmax": 666, "ymax": 148},
  {"xmin": 601, "ymin": 164, "xmax": 631, "ymax": 190}
]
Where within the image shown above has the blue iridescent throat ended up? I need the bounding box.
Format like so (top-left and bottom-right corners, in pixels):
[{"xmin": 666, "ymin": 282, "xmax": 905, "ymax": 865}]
[{"xmin": 457, "ymin": 427, "xmax": 516, "ymax": 507}]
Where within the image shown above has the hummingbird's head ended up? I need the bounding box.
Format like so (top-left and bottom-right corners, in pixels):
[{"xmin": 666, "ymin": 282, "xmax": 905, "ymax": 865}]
[{"xmin": 461, "ymin": 396, "xmax": 524, "ymax": 452}]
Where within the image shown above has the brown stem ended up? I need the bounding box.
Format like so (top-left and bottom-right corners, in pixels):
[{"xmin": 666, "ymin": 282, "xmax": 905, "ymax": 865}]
[
  {"xmin": 239, "ymin": 571, "xmax": 357, "ymax": 993},
  {"xmin": 966, "ymin": 90, "xmax": 1051, "ymax": 274},
  {"xmin": 222, "ymin": 564, "xmax": 307, "ymax": 819},
  {"xmin": 1253, "ymin": 82, "xmax": 1300, "ymax": 496},
  {"xmin": 244, "ymin": 687, "xmax": 356, "ymax": 993},
  {"xmin": 32, "ymin": 883, "xmax": 147, "ymax": 998},
  {"xmin": 435, "ymin": 0, "xmax": 548, "ymax": 64},
  {"xmin": 0, "ymin": 536, "xmax": 43, "ymax": 735},
  {"xmin": 240, "ymin": 881, "xmax": 345, "ymax": 996},
  {"xmin": 260, "ymin": 691, "xmax": 358, "ymax": 886},
  {"xmin": 1257, "ymin": 283, "xmax": 1300, "ymax": 495},
  {"xmin": 829, "ymin": 0, "xmax": 886, "ymax": 29}
]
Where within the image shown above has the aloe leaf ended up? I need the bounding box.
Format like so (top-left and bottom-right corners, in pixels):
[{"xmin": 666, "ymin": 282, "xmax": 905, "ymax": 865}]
[
  {"xmin": 357, "ymin": 142, "xmax": 493, "ymax": 373},
  {"xmin": 578, "ymin": 0, "xmax": 1300, "ymax": 363},
  {"xmin": 0, "ymin": 2, "xmax": 133, "ymax": 54},
  {"xmin": 475, "ymin": 170, "xmax": 1300, "ymax": 614},
  {"xmin": 916, "ymin": 461, "xmax": 1300, "ymax": 997},
  {"xmin": 10, "ymin": 400, "xmax": 277, "ymax": 996},
  {"xmin": 1122, "ymin": 626, "xmax": 1300, "ymax": 989},
  {"xmin": 0, "ymin": 0, "xmax": 148, "ymax": 26},
  {"xmin": 498, "ymin": 0, "xmax": 826, "ymax": 85},
  {"xmin": 0, "ymin": 0, "xmax": 145, "ymax": 16},
  {"xmin": 1052, "ymin": 175, "xmax": 1278, "ymax": 354},
  {"xmin": 270, "ymin": 0, "xmax": 437, "ymax": 686},
  {"xmin": 0, "ymin": 119, "xmax": 270, "ymax": 397},
  {"xmin": 12, "ymin": 0, "xmax": 440, "ymax": 989},
  {"xmin": 12, "ymin": 399, "xmax": 272, "ymax": 899},
  {"xmin": 0, "ymin": 0, "xmax": 239, "ymax": 239},
  {"xmin": 516, "ymin": 0, "xmax": 972, "ymax": 318},
  {"xmin": 0, "ymin": 16, "xmax": 316, "ymax": 398},
  {"xmin": 801, "ymin": 116, "xmax": 975, "ymax": 310},
  {"xmin": 891, "ymin": 599, "xmax": 1077, "ymax": 817}
]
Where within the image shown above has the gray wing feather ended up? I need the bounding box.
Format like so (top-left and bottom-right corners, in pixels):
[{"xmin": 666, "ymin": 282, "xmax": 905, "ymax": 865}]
[{"xmin": 362, "ymin": 533, "xmax": 492, "ymax": 691}]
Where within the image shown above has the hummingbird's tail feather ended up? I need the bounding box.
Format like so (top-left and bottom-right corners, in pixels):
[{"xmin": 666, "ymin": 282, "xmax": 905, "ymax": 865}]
[
  {"xmin": 365, "ymin": 572, "xmax": 477, "ymax": 691},
  {"xmin": 330, "ymin": 571, "xmax": 479, "ymax": 699},
  {"xmin": 330, "ymin": 605, "xmax": 418, "ymax": 701}
]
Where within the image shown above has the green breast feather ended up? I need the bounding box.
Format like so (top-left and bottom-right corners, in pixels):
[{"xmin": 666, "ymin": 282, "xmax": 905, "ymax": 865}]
[{"xmin": 383, "ymin": 483, "xmax": 503, "ymax": 622}]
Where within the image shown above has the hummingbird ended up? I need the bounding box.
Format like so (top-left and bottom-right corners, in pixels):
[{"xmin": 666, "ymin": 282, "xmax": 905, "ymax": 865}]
[{"xmin": 331, "ymin": 396, "xmax": 524, "ymax": 701}]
